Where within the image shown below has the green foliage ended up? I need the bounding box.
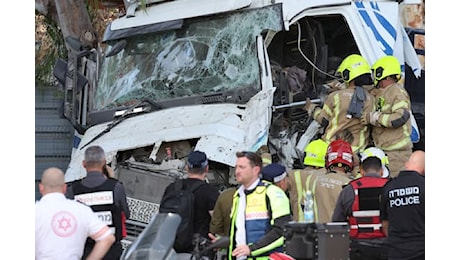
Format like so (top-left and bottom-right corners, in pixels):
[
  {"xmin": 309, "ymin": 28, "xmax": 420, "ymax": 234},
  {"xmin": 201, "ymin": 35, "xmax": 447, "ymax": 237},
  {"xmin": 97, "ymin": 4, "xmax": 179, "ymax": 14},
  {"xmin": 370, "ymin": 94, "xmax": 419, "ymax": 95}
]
[
  {"xmin": 34, "ymin": 0, "xmax": 134, "ymax": 88},
  {"xmin": 35, "ymin": 12, "xmax": 67, "ymax": 88},
  {"xmin": 86, "ymin": 0, "xmax": 100, "ymax": 21}
]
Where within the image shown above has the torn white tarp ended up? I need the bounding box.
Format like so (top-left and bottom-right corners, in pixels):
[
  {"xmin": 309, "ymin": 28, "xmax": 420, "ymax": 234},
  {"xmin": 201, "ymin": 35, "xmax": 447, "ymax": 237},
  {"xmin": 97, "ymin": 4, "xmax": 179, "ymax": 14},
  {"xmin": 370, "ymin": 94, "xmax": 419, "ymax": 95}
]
[{"xmin": 353, "ymin": 1, "xmax": 422, "ymax": 78}]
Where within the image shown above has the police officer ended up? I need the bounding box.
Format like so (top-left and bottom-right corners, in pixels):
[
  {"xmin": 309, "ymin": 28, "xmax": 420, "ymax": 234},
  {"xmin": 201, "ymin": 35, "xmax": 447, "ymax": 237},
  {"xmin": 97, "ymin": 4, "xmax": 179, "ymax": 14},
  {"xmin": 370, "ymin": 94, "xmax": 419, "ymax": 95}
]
[
  {"xmin": 361, "ymin": 55, "xmax": 413, "ymax": 177},
  {"xmin": 380, "ymin": 150, "xmax": 424, "ymax": 260}
]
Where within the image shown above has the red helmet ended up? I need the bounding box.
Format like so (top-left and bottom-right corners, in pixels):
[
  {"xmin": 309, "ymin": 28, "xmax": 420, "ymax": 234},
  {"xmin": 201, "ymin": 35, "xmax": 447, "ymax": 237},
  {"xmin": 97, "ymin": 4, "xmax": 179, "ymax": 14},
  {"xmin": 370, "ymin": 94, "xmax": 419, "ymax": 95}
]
[{"xmin": 326, "ymin": 139, "xmax": 354, "ymax": 172}]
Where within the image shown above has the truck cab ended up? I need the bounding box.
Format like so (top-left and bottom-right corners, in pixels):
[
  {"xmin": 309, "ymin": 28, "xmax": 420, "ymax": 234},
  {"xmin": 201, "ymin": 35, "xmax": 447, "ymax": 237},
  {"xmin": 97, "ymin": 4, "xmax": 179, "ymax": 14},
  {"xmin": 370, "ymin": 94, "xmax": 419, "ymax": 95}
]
[{"xmin": 55, "ymin": 0, "xmax": 424, "ymax": 246}]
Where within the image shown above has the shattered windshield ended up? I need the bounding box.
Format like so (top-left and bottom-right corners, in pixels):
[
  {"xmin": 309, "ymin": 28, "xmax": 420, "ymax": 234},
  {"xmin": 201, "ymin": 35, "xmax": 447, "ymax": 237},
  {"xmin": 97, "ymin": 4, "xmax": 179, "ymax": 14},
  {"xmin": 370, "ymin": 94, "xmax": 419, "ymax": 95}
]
[{"xmin": 94, "ymin": 5, "xmax": 282, "ymax": 111}]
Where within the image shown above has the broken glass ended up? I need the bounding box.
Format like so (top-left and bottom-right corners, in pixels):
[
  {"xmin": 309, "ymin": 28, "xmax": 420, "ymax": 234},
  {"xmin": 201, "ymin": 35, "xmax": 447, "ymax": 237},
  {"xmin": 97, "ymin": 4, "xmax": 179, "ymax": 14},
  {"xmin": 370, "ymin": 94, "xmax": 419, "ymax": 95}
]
[{"xmin": 94, "ymin": 4, "xmax": 283, "ymax": 111}]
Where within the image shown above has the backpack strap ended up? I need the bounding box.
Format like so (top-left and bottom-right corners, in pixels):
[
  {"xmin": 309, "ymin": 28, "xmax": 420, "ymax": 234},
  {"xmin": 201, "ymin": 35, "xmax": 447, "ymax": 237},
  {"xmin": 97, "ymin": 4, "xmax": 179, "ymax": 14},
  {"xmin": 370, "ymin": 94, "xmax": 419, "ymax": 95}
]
[
  {"xmin": 189, "ymin": 179, "xmax": 206, "ymax": 193},
  {"xmin": 173, "ymin": 179, "xmax": 185, "ymax": 193},
  {"xmin": 175, "ymin": 179, "xmax": 205, "ymax": 193}
]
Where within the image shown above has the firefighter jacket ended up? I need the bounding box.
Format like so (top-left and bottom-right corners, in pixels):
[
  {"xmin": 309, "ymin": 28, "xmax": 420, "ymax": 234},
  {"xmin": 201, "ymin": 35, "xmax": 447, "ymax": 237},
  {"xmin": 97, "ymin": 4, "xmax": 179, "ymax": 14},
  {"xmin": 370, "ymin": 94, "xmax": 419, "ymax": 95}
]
[
  {"xmin": 71, "ymin": 178, "xmax": 123, "ymax": 242},
  {"xmin": 228, "ymin": 181, "xmax": 291, "ymax": 259},
  {"xmin": 305, "ymin": 170, "xmax": 352, "ymax": 223},
  {"xmin": 312, "ymin": 86, "xmax": 375, "ymax": 153},
  {"xmin": 288, "ymin": 168, "xmax": 326, "ymax": 222},
  {"xmin": 348, "ymin": 176, "xmax": 388, "ymax": 239},
  {"xmin": 371, "ymin": 82, "xmax": 413, "ymax": 152}
]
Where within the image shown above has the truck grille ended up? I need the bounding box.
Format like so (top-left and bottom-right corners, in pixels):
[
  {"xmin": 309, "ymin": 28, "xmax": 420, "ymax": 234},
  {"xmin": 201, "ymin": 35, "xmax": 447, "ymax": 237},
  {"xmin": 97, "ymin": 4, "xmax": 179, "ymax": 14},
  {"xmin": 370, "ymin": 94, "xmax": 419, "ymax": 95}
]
[
  {"xmin": 127, "ymin": 197, "xmax": 159, "ymax": 224},
  {"xmin": 123, "ymin": 197, "xmax": 160, "ymax": 248}
]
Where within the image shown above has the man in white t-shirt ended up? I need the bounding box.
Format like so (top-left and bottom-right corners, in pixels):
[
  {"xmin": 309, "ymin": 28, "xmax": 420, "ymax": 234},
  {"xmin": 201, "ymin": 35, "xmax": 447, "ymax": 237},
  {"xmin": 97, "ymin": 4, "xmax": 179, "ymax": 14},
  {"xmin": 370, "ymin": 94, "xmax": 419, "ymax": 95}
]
[{"xmin": 35, "ymin": 167, "xmax": 115, "ymax": 260}]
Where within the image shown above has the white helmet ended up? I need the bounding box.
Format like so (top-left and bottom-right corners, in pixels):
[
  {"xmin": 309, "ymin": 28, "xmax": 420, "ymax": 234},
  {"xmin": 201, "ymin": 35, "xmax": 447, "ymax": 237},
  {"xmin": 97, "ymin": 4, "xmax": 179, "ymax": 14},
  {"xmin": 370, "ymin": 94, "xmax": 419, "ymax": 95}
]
[{"xmin": 359, "ymin": 147, "xmax": 390, "ymax": 178}]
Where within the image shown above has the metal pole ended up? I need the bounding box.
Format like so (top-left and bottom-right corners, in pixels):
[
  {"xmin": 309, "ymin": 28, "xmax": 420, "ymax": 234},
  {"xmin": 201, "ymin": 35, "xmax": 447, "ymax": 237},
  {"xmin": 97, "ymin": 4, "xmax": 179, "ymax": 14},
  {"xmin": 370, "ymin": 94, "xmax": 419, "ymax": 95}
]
[{"xmin": 272, "ymin": 99, "xmax": 321, "ymax": 111}]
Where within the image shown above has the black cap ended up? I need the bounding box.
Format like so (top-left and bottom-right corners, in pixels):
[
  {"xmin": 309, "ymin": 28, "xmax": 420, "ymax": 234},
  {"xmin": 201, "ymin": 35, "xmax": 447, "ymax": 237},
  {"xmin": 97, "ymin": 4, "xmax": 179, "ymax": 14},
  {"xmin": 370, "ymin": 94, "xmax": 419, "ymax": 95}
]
[
  {"xmin": 261, "ymin": 163, "xmax": 287, "ymax": 183},
  {"xmin": 187, "ymin": 150, "xmax": 208, "ymax": 169}
]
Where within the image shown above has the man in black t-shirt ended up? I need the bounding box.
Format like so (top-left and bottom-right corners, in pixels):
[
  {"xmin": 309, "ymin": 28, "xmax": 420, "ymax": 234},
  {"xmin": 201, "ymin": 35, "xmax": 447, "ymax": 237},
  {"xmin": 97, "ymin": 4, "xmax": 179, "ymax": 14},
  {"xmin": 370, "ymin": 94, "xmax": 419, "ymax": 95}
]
[
  {"xmin": 380, "ymin": 150, "xmax": 425, "ymax": 260},
  {"xmin": 161, "ymin": 150, "xmax": 220, "ymax": 255}
]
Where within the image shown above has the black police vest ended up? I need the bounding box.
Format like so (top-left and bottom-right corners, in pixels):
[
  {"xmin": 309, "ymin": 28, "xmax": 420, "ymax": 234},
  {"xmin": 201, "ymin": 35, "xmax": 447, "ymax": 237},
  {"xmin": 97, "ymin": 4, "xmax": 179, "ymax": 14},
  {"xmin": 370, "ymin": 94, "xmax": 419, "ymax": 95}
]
[{"xmin": 72, "ymin": 178, "xmax": 123, "ymax": 242}]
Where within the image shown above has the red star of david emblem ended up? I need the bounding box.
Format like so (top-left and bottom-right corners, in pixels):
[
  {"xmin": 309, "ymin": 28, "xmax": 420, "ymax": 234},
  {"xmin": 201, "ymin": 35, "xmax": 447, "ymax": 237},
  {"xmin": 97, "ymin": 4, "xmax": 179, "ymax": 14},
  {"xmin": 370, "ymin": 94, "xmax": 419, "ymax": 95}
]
[
  {"xmin": 57, "ymin": 216, "xmax": 72, "ymax": 231},
  {"xmin": 52, "ymin": 211, "xmax": 77, "ymax": 237}
]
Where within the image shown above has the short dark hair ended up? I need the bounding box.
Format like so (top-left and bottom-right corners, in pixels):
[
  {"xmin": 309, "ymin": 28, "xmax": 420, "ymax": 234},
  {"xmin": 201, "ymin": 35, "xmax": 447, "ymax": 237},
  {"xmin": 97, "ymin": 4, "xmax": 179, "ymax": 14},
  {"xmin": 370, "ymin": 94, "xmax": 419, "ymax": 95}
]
[
  {"xmin": 236, "ymin": 151, "xmax": 262, "ymax": 168},
  {"xmin": 361, "ymin": 156, "xmax": 382, "ymax": 174}
]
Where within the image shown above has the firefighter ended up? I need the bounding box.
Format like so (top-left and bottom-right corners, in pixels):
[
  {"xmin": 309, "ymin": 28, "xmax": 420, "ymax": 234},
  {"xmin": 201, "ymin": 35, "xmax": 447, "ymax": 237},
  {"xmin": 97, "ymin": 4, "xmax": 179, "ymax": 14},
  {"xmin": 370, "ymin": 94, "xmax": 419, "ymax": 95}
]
[
  {"xmin": 304, "ymin": 139, "xmax": 354, "ymax": 223},
  {"xmin": 361, "ymin": 55, "xmax": 413, "ymax": 177},
  {"xmin": 261, "ymin": 139, "xmax": 329, "ymax": 222},
  {"xmin": 305, "ymin": 54, "xmax": 375, "ymax": 153},
  {"xmin": 332, "ymin": 156, "xmax": 389, "ymax": 260},
  {"xmin": 288, "ymin": 139, "xmax": 328, "ymax": 221},
  {"xmin": 303, "ymin": 139, "xmax": 329, "ymax": 171}
]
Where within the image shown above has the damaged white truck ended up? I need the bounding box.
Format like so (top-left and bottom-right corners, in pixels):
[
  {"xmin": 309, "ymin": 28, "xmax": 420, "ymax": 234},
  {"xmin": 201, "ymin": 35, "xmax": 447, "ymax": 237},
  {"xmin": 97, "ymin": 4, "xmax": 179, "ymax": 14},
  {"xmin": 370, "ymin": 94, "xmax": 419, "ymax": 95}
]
[{"xmin": 54, "ymin": 0, "xmax": 425, "ymax": 246}]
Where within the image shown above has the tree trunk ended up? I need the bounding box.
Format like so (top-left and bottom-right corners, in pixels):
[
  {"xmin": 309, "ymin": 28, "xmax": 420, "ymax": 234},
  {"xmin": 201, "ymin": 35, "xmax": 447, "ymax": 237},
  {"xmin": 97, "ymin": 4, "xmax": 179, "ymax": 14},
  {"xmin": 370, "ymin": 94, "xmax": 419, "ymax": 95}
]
[{"xmin": 35, "ymin": 0, "xmax": 98, "ymax": 50}]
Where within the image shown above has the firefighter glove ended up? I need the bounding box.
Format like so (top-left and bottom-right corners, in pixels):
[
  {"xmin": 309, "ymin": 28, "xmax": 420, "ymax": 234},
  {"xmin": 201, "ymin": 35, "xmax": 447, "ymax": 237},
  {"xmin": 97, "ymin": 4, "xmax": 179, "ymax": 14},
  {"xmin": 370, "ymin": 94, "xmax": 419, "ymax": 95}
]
[
  {"xmin": 304, "ymin": 98, "xmax": 319, "ymax": 117},
  {"xmin": 326, "ymin": 79, "xmax": 346, "ymax": 93},
  {"xmin": 361, "ymin": 111, "xmax": 381, "ymax": 126},
  {"xmin": 370, "ymin": 111, "xmax": 381, "ymax": 125}
]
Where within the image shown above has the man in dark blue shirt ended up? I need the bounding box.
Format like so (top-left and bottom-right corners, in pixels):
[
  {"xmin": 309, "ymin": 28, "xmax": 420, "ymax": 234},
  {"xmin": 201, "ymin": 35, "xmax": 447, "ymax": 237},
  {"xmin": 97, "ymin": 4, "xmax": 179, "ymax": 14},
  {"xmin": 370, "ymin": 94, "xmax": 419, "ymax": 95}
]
[{"xmin": 380, "ymin": 150, "xmax": 425, "ymax": 260}]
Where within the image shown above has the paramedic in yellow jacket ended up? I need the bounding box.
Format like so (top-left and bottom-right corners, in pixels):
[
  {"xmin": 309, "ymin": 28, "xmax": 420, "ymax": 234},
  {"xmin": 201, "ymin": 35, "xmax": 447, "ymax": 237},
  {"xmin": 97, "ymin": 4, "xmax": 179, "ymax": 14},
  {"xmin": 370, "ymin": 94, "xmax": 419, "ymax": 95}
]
[
  {"xmin": 226, "ymin": 151, "xmax": 291, "ymax": 260},
  {"xmin": 305, "ymin": 54, "xmax": 375, "ymax": 153},
  {"xmin": 361, "ymin": 55, "xmax": 413, "ymax": 177}
]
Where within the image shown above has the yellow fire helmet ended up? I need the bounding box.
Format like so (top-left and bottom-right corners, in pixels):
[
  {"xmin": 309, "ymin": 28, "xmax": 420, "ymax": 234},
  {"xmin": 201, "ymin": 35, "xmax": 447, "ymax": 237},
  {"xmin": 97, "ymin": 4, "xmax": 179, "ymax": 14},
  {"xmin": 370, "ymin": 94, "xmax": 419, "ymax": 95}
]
[
  {"xmin": 371, "ymin": 55, "xmax": 401, "ymax": 86},
  {"xmin": 336, "ymin": 54, "xmax": 371, "ymax": 83},
  {"xmin": 304, "ymin": 139, "xmax": 328, "ymax": 167}
]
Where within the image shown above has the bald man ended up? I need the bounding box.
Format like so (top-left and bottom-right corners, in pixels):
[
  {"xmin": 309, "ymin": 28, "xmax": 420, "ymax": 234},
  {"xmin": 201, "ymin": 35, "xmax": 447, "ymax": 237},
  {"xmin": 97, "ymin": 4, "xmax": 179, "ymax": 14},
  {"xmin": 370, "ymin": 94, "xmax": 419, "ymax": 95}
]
[
  {"xmin": 405, "ymin": 150, "xmax": 425, "ymax": 176},
  {"xmin": 36, "ymin": 167, "xmax": 115, "ymax": 260},
  {"xmin": 380, "ymin": 151, "xmax": 425, "ymax": 260}
]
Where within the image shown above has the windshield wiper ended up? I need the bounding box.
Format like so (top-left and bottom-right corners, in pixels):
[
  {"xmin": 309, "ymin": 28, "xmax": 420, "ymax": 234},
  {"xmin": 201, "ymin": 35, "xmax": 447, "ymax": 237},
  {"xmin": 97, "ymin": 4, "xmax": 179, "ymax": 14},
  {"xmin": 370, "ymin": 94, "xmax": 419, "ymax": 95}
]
[{"xmin": 79, "ymin": 98, "xmax": 161, "ymax": 150}]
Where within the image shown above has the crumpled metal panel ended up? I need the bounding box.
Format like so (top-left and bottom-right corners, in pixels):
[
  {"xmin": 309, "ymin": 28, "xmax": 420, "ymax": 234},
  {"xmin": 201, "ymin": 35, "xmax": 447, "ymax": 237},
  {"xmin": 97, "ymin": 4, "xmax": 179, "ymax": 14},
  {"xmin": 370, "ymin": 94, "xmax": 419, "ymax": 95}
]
[{"xmin": 65, "ymin": 88, "xmax": 274, "ymax": 182}]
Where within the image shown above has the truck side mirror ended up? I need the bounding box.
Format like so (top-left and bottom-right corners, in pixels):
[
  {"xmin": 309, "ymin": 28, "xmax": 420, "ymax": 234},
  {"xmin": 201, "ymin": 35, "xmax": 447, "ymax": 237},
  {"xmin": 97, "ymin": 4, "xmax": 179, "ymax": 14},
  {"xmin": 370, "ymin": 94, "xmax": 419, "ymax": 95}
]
[{"xmin": 106, "ymin": 40, "xmax": 127, "ymax": 57}]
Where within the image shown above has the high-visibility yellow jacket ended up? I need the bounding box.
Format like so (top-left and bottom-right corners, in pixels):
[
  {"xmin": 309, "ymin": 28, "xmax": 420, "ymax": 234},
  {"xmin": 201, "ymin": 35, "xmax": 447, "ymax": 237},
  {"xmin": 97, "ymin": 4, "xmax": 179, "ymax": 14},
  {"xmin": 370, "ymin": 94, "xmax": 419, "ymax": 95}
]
[{"xmin": 228, "ymin": 181, "xmax": 291, "ymax": 259}]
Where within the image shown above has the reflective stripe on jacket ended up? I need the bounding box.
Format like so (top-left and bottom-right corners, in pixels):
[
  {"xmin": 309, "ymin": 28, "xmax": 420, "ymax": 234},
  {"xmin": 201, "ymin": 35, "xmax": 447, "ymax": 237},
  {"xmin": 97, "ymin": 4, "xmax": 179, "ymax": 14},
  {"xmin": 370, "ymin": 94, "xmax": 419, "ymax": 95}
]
[
  {"xmin": 291, "ymin": 168, "xmax": 326, "ymax": 222},
  {"xmin": 305, "ymin": 171, "xmax": 351, "ymax": 223},
  {"xmin": 349, "ymin": 177, "xmax": 388, "ymax": 239},
  {"xmin": 371, "ymin": 82, "xmax": 412, "ymax": 151},
  {"xmin": 313, "ymin": 86, "xmax": 375, "ymax": 152},
  {"xmin": 72, "ymin": 178, "xmax": 123, "ymax": 241},
  {"xmin": 228, "ymin": 181, "xmax": 290, "ymax": 259}
]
